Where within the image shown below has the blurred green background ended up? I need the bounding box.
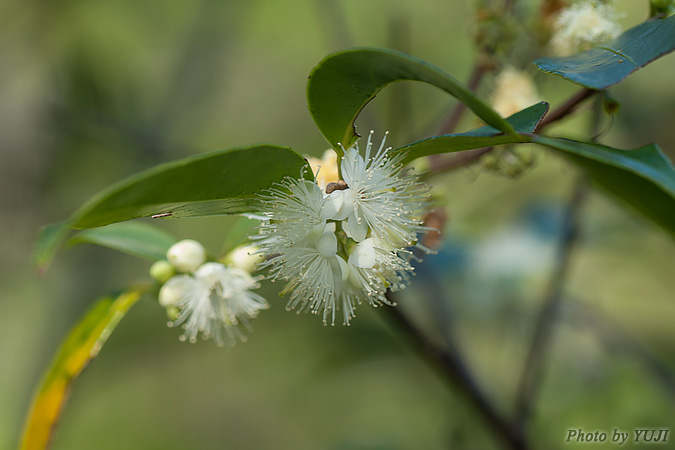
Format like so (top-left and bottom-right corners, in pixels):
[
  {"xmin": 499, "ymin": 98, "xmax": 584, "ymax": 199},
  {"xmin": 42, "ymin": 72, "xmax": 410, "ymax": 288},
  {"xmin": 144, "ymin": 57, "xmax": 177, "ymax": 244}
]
[{"xmin": 2, "ymin": 0, "xmax": 674, "ymax": 449}]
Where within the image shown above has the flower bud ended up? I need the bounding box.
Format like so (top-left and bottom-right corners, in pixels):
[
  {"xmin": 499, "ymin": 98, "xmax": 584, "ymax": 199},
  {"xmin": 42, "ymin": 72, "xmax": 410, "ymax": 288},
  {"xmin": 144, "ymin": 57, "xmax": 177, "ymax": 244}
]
[
  {"xmin": 149, "ymin": 260, "xmax": 175, "ymax": 283},
  {"xmin": 167, "ymin": 239, "xmax": 206, "ymax": 272},
  {"xmin": 223, "ymin": 245, "xmax": 264, "ymax": 273},
  {"xmin": 158, "ymin": 276, "xmax": 193, "ymax": 307}
]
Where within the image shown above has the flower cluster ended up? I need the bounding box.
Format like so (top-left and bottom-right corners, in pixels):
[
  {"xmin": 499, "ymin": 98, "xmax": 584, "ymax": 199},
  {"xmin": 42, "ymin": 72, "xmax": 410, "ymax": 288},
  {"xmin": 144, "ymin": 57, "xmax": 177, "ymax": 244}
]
[
  {"xmin": 490, "ymin": 66, "xmax": 539, "ymax": 118},
  {"xmin": 156, "ymin": 240, "xmax": 268, "ymax": 345},
  {"xmin": 550, "ymin": 0, "xmax": 622, "ymax": 56},
  {"xmin": 255, "ymin": 131, "xmax": 431, "ymax": 325}
]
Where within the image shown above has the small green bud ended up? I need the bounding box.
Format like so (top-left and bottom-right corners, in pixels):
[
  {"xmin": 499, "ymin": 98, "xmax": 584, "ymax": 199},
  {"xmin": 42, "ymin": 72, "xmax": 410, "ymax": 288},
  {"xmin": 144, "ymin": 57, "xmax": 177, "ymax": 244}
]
[
  {"xmin": 505, "ymin": 164, "xmax": 522, "ymax": 178},
  {"xmin": 481, "ymin": 153, "xmax": 498, "ymax": 171},
  {"xmin": 165, "ymin": 306, "xmax": 180, "ymax": 321},
  {"xmin": 150, "ymin": 260, "xmax": 175, "ymax": 283},
  {"xmin": 514, "ymin": 148, "xmax": 535, "ymax": 167},
  {"xmin": 603, "ymin": 92, "xmax": 621, "ymax": 116}
]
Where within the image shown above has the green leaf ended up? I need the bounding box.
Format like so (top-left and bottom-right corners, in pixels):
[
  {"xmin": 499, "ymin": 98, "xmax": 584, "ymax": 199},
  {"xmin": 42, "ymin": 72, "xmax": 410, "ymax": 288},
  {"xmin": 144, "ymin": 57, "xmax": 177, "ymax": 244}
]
[
  {"xmin": 534, "ymin": 15, "xmax": 675, "ymax": 89},
  {"xmin": 220, "ymin": 215, "xmax": 260, "ymax": 255},
  {"xmin": 68, "ymin": 222, "xmax": 177, "ymax": 261},
  {"xmin": 71, "ymin": 145, "xmax": 308, "ymax": 228},
  {"xmin": 395, "ymin": 102, "xmax": 549, "ymax": 164},
  {"xmin": 307, "ymin": 47, "xmax": 516, "ymax": 151},
  {"xmin": 34, "ymin": 145, "xmax": 308, "ymax": 271},
  {"xmin": 534, "ymin": 136, "xmax": 675, "ymax": 237},
  {"xmin": 33, "ymin": 222, "xmax": 70, "ymax": 275},
  {"xmin": 19, "ymin": 287, "xmax": 146, "ymax": 450}
]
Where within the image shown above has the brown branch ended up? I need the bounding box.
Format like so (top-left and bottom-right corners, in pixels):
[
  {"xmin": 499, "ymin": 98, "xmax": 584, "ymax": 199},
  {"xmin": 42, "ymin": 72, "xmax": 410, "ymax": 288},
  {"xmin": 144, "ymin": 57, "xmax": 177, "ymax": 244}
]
[
  {"xmin": 427, "ymin": 88, "xmax": 598, "ymax": 176},
  {"xmin": 512, "ymin": 177, "xmax": 587, "ymax": 429},
  {"xmin": 438, "ymin": 64, "xmax": 490, "ymax": 136},
  {"xmin": 429, "ymin": 147, "xmax": 493, "ymax": 175},
  {"xmin": 383, "ymin": 299, "xmax": 530, "ymax": 450},
  {"xmin": 535, "ymin": 88, "xmax": 596, "ymax": 132}
]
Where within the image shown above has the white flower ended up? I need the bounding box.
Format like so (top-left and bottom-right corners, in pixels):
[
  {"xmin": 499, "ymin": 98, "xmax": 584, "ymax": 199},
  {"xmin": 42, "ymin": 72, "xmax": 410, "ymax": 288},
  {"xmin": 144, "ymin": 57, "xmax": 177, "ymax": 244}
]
[
  {"xmin": 336, "ymin": 131, "xmax": 430, "ymax": 248},
  {"xmin": 490, "ymin": 66, "xmax": 540, "ymax": 118},
  {"xmin": 161, "ymin": 262, "xmax": 268, "ymax": 345},
  {"xmin": 257, "ymin": 179, "xmax": 327, "ymax": 248},
  {"xmin": 550, "ymin": 1, "xmax": 622, "ymax": 56},
  {"xmin": 255, "ymin": 132, "xmax": 431, "ymax": 325},
  {"xmin": 167, "ymin": 239, "xmax": 206, "ymax": 273}
]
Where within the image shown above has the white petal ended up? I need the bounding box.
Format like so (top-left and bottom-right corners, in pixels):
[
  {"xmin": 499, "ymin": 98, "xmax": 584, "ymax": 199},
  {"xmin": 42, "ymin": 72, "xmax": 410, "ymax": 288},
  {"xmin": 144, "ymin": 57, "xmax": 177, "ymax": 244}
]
[
  {"xmin": 321, "ymin": 190, "xmax": 344, "ymax": 220},
  {"xmin": 159, "ymin": 275, "xmax": 195, "ymax": 307},
  {"xmin": 347, "ymin": 213, "xmax": 369, "ymax": 242},
  {"xmin": 336, "ymin": 255, "xmax": 350, "ymax": 281},
  {"xmin": 195, "ymin": 262, "xmax": 228, "ymax": 280},
  {"xmin": 348, "ymin": 238, "xmax": 376, "ymax": 268},
  {"xmin": 334, "ymin": 188, "xmax": 355, "ymax": 220},
  {"xmin": 372, "ymin": 234, "xmax": 395, "ymax": 252},
  {"xmin": 341, "ymin": 148, "xmax": 364, "ymax": 186},
  {"xmin": 307, "ymin": 222, "xmax": 328, "ymax": 243},
  {"xmin": 316, "ymin": 231, "xmax": 338, "ymax": 257}
]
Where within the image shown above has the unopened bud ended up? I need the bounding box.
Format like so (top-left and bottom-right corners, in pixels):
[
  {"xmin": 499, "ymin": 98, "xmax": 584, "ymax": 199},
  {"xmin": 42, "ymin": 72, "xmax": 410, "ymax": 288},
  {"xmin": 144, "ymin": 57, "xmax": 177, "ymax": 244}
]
[
  {"xmin": 603, "ymin": 92, "xmax": 621, "ymax": 116},
  {"xmin": 481, "ymin": 153, "xmax": 498, "ymax": 171},
  {"xmin": 222, "ymin": 245, "xmax": 264, "ymax": 273},
  {"xmin": 165, "ymin": 306, "xmax": 180, "ymax": 321},
  {"xmin": 158, "ymin": 275, "xmax": 193, "ymax": 307},
  {"xmin": 149, "ymin": 260, "xmax": 175, "ymax": 283},
  {"xmin": 167, "ymin": 239, "xmax": 206, "ymax": 272}
]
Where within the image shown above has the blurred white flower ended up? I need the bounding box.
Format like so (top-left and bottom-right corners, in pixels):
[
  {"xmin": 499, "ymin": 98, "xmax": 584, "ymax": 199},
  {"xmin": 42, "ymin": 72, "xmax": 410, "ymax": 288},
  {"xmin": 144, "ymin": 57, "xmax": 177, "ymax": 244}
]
[
  {"xmin": 472, "ymin": 229, "xmax": 554, "ymax": 281},
  {"xmin": 490, "ymin": 66, "xmax": 540, "ymax": 118},
  {"xmin": 550, "ymin": 1, "xmax": 622, "ymax": 56},
  {"xmin": 255, "ymin": 132, "xmax": 431, "ymax": 325},
  {"xmin": 160, "ymin": 262, "xmax": 268, "ymax": 345},
  {"xmin": 167, "ymin": 239, "xmax": 206, "ymax": 273}
]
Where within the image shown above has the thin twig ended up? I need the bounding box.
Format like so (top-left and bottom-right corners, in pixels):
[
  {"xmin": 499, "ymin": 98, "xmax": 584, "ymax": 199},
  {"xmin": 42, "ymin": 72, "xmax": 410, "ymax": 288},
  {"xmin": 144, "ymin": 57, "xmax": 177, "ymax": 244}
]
[
  {"xmin": 534, "ymin": 88, "xmax": 596, "ymax": 132},
  {"xmin": 428, "ymin": 88, "xmax": 598, "ymax": 176},
  {"xmin": 438, "ymin": 64, "xmax": 489, "ymax": 136},
  {"xmin": 383, "ymin": 297, "xmax": 530, "ymax": 450},
  {"xmin": 512, "ymin": 176, "xmax": 587, "ymax": 429},
  {"xmin": 429, "ymin": 147, "xmax": 494, "ymax": 175}
]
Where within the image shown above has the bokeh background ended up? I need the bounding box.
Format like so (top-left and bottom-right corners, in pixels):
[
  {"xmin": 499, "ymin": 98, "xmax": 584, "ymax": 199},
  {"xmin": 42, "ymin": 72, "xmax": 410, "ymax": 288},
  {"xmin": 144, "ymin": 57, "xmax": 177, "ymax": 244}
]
[{"xmin": 2, "ymin": 0, "xmax": 674, "ymax": 449}]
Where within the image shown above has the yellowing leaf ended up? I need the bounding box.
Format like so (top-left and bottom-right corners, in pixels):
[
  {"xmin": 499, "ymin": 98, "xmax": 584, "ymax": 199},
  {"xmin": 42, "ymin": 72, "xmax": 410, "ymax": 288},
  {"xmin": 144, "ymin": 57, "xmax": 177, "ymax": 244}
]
[{"xmin": 19, "ymin": 288, "xmax": 145, "ymax": 450}]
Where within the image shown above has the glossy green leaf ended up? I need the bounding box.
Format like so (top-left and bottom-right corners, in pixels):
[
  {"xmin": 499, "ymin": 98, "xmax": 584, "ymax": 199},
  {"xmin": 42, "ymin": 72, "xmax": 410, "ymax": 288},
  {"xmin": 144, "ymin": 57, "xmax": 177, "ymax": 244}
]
[
  {"xmin": 395, "ymin": 102, "xmax": 549, "ymax": 164},
  {"xmin": 534, "ymin": 136, "xmax": 675, "ymax": 237},
  {"xmin": 68, "ymin": 222, "xmax": 177, "ymax": 261},
  {"xmin": 19, "ymin": 287, "xmax": 146, "ymax": 450},
  {"xmin": 535, "ymin": 15, "xmax": 675, "ymax": 89},
  {"xmin": 307, "ymin": 47, "xmax": 516, "ymax": 151},
  {"xmin": 34, "ymin": 145, "xmax": 308, "ymax": 271},
  {"xmin": 71, "ymin": 145, "xmax": 308, "ymax": 228}
]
